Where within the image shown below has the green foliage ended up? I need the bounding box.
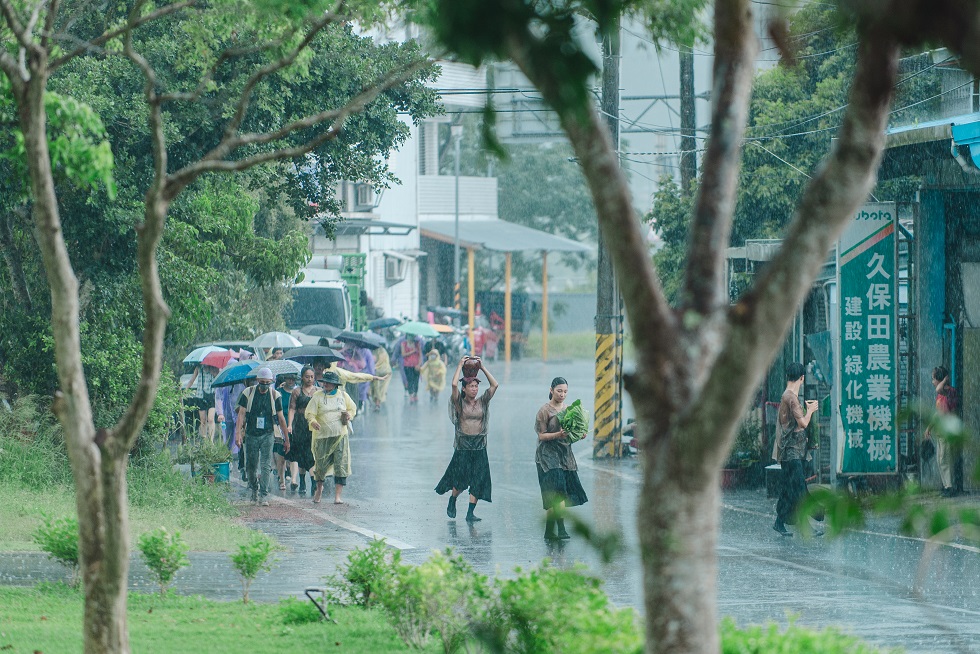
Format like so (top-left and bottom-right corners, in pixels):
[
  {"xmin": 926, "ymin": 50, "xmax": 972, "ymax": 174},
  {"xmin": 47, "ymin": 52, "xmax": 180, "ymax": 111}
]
[
  {"xmin": 558, "ymin": 399, "xmax": 590, "ymax": 442},
  {"xmin": 646, "ymin": 175, "xmax": 695, "ymax": 305},
  {"xmin": 230, "ymin": 533, "xmax": 277, "ymax": 603},
  {"xmin": 0, "ymin": 396, "xmax": 72, "ymax": 490},
  {"xmin": 127, "ymin": 450, "xmax": 239, "ymax": 518},
  {"xmin": 378, "ymin": 549, "xmax": 492, "ymax": 652},
  {"xmin": 325, "ymin": 538, "xmax": 401, "ymax": 608},
  {"xmin": 33, "ymin": 515, "xmax": 80, "ymax": 586},
  {"xmin": 137, "ymin": 527, "xmax": 190, "ymax": 595},
  {"xmin": 278, "ymin": 596, "xmax": 325, "ymax": 625},
  {"xmin": 487, "ymin": 563, "xmax": 643, "ymax": 654},
  {"xmin": 720, "ymin": 618, "xmax": 891, "ymax": 653}
]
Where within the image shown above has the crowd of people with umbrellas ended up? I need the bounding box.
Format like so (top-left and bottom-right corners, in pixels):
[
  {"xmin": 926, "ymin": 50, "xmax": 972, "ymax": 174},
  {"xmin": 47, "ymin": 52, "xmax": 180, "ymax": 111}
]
[{"xmin": 179, "ymin": 320, "xmax": 460, "ymax": 499}]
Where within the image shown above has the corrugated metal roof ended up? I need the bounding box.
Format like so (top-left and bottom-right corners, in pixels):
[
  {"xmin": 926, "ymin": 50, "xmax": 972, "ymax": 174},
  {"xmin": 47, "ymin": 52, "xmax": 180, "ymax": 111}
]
[{"xmin": 420, "ymin": 219, "xmax": 592, "ymax": 253}]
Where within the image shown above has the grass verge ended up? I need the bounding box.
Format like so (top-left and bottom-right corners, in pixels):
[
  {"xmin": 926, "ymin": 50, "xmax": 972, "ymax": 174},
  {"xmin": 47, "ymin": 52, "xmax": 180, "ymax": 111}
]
[
  {"xmin": 0, "ymin": 480, "xmax": 252, "ymax": 553},
  {"xmin": 524, "ymin": 330, "xmax": 636, "ymax": 362},
  {"xmin": 0, "ymin": 584, "xmax": 437, "ymax": 653}
]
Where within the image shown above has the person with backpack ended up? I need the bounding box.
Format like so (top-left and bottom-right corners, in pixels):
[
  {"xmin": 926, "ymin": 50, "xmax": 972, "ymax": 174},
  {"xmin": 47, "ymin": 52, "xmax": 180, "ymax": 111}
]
[
  {"xmin": 235, "ymin": 367, "xmax": 289, "ymax": 505},
  {"xmin": 925, "ymin": 366, "xmax": 959, "ymax": 497}
]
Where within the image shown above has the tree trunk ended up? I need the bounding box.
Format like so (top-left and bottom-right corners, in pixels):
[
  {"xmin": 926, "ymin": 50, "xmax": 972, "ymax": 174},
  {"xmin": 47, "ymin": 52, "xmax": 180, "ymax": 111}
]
[
  {"xmin": 16, "ymin": 65, "xmax": 131, "ymax": 654},
  {"xmin": 639, "ymin": 432, "xmax": 722, "ymax": 653}
]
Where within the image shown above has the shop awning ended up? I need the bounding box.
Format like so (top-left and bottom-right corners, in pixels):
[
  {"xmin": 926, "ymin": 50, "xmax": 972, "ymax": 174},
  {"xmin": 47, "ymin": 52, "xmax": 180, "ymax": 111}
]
[{"xmin": 420, "ymin": 219, "xmax": 591, "ymax": 253}]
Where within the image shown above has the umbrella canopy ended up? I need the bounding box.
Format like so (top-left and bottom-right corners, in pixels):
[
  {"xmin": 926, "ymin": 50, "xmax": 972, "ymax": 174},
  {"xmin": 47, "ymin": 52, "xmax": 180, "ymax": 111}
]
[
  {"xmin": 183, "ymin": 345, "xmax": 227, "ymax": 365},
  {"xmin": 245, "ymin": 359, "xmax": 303, "ymax": 380},
  {"xmin": 201, "ymin": 349, "xmax": 238, "ymax": 369},
  {"xmin": 396, "ymin": 321, "xmax": 440, "ymax": 338},
  {"xmin": 431, "ymin": 323, "xmax": 455, "ymax": 334},
  {"xmin": 299, "ymin": 324, "xmax": 343, "ymax": 339},
  {"xmin": 368, "ymin": 317, "xmax": 402, "ymax": 330},
  {"xmin": 252, "ymin": 331, "xmax": 302, "ymax": 349},
  {"xmin": 210, "ymin": 360, "xmax": 259, "ymax": 388},
  {"xmin": 337, "ymin": 331, "xmax": 386, "ymax": 350},
  {"xmin": 284, "ymin": 345, "xmax": 344, "ymax": 364}
]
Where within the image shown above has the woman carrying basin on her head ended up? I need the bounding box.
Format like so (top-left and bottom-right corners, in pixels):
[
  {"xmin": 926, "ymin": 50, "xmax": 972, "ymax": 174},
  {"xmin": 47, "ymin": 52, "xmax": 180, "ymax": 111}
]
[
  {"xmin": 535, "ymin": 377, "xmax": 588, "ymax": 541},
  {"xmin": 435, "ymin": 356, "xmax": 499, "ymax": 523}
]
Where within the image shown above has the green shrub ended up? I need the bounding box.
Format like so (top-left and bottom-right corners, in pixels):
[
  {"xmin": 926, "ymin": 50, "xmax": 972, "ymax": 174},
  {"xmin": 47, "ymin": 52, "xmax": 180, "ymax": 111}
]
[
  {"xmin": 33, "ymin": 515, "xmax": 80, "ymax": 587},
  {"xmin": 325, "ymin": 538, "xmax": 400, "ymax": 608},
  {"xmin": 137, "ymin": 527, "xmax": 189, "ymax": 595},
  {"xmin": 279, "ymin": 596, "xmax": 324, "ymax": 625},
  {"xmin": 720, "ymin": 618, "xmax": 891, "ymax": 653},
  {"xmin": 0, "ymin": 396, "xmax": 71, "ymax": 490},
  {"xmin": 128, "ymin": 450, "xmax": 236, "ymax": 517},
  {"xmin": 489, "ymin": 564, "xmax": 643, "ymax": 654},
  {"xmin": 230, "ymin": 533, "xmax": 276, "ymax": 603},
  {"xmin": 378, "ymin": 549, "xmax": 492, "ymax": 653}
]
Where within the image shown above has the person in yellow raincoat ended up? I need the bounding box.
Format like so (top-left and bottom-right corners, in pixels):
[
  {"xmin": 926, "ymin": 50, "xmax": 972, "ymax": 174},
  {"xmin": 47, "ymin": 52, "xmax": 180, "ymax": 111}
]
[
  {"xmin": 419, "ymin": 349, "xmax": 447, "ymax": 403},
  {"xmin": 305, "ymin": 370, "xmax": 357, "ymax": 504},
  {"xmin": 369, "ymin": 345, "xmax": 392, "ymax": 410}
]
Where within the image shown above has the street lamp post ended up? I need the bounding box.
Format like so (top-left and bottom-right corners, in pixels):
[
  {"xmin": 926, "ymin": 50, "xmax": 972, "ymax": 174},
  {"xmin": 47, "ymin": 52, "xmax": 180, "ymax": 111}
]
[{"xmin": 452, "ymin": 123, "xmax": 463, "ymax": 310}]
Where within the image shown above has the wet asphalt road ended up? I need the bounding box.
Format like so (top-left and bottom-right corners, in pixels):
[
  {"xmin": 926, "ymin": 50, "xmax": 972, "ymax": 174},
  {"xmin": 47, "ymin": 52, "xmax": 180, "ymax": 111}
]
[{"xmin": 3, "ymin": 358, "xmax": 980, "ymax": 653}]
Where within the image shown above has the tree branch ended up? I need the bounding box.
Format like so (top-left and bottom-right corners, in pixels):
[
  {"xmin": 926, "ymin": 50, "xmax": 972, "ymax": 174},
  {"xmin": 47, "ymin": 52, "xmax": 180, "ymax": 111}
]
[
  {"xmin": 48, "ymin": 0, "xmax": 196, "ymax": 71},
  {"xmin": 110, "ymin": 0, "xmax": 173, "ymax": 453},
  {"xmin": 0, "ymin": 0, "xmax": 33, "ymax": 51},
  {"xmin": 503, "ymin": 27, "xmax": 678, "ymax": 385},
  {"xmin": 695, "ymin": 28, "xmax": 901, "ymax": 460},
  {"xmin": 215, "ymin": 8, "xmax": 343, "ymax": 155},
  {"xmin": 682, "ymin": 0, "xmax": 757, "ymax": 315},
  {"xmin": 165, "ymin": 55, "xmax": 433, "ymax": 197},
  {"xmin": 40, "ymin": 0, "xmax": 59, "ymax": 51},
  {"xmin": 0, "ymin": 49, "xmax": 27, "ymax": 87}
]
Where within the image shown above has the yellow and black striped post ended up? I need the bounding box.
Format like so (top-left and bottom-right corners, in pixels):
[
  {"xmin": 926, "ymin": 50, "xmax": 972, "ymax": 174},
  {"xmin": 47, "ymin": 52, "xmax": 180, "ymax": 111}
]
[
  {"xmin": 453, "ymin": 281, "xmax": 461, "ymax": 311},
  {"xmin": 593, "ymin": 332, "xmax": 620, "ymax": 458}
]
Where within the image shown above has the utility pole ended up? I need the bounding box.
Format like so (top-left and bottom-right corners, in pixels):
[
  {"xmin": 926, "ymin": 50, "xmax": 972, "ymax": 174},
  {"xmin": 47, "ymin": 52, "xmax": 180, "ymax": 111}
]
[
  {"xmin": 679, "ymin": 48, "xmax": 697, "ymax": 193},
  {"xmin": 452, "ymin": 123, "xmax": 463, "ymax": 310},
  {"xmin": 593, "ymin": 16, "xmax": 623, "ymax": 459}
]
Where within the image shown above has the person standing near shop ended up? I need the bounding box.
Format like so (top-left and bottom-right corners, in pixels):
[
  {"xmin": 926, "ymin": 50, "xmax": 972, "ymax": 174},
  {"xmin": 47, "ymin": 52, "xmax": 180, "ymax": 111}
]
[
  {"xmin": 399, "ymin": 334, "xmax": 423, "ymax": 404},
  {"xmin": 535, "ymin": 376, "xmax": 588, "ymax": 541},
  {"xmin": 235, "ymin": 368, "xmax": 289, "ymax": 505},
  {"xmin": 773, "ymin": 362, "xmax": 819, "ymax": 536},
  {"xmin": 925, "ymin": 365, "xmax": 959, "ymax": 497},
  {"xmin": 435, "ymin": 356, "xmax": 499, "ymax": 523}
]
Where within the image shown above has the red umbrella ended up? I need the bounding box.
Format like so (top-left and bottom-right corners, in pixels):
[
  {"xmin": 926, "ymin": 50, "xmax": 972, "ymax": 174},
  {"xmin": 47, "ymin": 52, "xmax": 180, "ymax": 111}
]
[{"xmin": 202, "ymin": 350, "xmax": 238, "ymax": 369}]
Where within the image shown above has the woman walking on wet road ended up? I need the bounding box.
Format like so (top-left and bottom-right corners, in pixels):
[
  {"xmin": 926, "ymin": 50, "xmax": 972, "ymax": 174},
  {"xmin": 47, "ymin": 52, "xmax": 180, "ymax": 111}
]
[
  {"xmin": 436, "ymin": 356, "xmax": 499, "ymax": 522},
  {"xmin": 535, "ymin": 377, "xmax": 588, "ymax": 541},
  {"xmin": 286, "ymin": 365, "xmax": 318, "ymax": 495}
]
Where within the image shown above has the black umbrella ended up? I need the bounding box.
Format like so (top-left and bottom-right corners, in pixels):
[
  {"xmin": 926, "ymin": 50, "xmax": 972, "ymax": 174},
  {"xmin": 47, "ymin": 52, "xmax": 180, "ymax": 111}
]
[
  {"xmin": 337, "ymin": 330, "xmax": 386, "ymax": 350},
  {"xmin": 284, "ymin": 345, "xmax": 344, "ymax": 364},
  {"xmin": 368, "ymin": 317, "xmax": 402, "ymax": 330},
  {"xmin": 299, "ymin": 323, "xmax": 342, "ymax": 338}
]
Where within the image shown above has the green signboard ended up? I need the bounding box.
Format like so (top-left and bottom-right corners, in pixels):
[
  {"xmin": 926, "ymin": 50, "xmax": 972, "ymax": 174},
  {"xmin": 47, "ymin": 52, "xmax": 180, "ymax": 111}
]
[{"xmin": 838, "ymin": 202, "xmax": 898, "ymax": 474}]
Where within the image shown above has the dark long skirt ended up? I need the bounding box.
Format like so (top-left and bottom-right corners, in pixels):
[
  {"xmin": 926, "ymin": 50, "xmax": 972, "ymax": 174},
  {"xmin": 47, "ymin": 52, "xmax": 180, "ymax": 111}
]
[
  {"xmin": 435, "ymin": 449, "xmax": 492, "ymax": 502},
  {"xmin": 776, "ymin": 458, "xmax": 808, "ymax": 525},
  {"xmin": 536, "ymin": 464, "xmax": 589, "ymax": 510},
  {"xmin": 285, "ymin": 421, "xmax": 316, "ymax": 471}
]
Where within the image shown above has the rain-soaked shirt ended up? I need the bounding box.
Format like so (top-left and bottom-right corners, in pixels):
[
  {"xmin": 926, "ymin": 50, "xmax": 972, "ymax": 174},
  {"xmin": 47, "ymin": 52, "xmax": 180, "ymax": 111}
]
[
  {"xmin": 776, "ymin": 389, "xmax": 807, "ymax": 461},
  {"xmin": 449, "ymin": 390, "xmax": 492, "ymax": 450},
  {"xmin": 534, "ymin": 403, "xmax": 578, "ymax": 473}
]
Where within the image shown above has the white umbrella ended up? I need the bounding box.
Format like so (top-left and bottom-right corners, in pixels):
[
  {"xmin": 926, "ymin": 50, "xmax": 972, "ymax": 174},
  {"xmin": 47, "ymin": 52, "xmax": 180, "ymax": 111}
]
[
  {"xmin": 246, "ymin": 359, "xmax": 303, "ymax": 379},
  {"xmin": 182, "ymin": 345, "xmax": 227, "ymax": 365},
  {"xmin": 251, "ymin": 331, "xmax": 302, "ymax": 350}
]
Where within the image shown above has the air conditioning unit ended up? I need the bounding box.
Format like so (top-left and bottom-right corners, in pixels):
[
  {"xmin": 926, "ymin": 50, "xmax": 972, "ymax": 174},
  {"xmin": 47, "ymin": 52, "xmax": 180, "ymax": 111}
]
[{"xmin": 385, "ymin": 256, "xmax": 407, "ymax": 282}]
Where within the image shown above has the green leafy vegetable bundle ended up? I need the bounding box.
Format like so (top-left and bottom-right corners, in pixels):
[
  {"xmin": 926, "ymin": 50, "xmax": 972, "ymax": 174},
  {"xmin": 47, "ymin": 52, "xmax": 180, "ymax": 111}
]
[{"xmin": 558, "ymin": 399, "xmax": 590, "ymax": 443}]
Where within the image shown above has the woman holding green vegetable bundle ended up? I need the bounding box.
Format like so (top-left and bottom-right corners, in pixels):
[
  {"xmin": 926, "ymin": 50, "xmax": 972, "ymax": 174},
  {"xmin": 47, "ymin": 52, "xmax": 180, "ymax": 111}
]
[{"xmin": 535, "ymin": 377, "xmax": 588, "ymax": 541}]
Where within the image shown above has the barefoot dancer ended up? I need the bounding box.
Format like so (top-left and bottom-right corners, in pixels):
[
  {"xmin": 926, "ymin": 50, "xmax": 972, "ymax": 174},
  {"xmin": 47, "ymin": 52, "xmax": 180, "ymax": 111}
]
[{"xmin": 435, "ymin": 357, "xmax": 499, "ymax": 522}]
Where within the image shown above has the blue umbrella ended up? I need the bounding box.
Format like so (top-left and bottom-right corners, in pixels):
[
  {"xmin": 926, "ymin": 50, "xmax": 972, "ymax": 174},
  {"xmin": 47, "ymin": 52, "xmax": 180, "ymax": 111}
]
[
  {"xmin": 368, "ymin": 317, "xmax": 402, "ymax": 330},
  {"xmin": 210, "ymin": 360, "xmax": 259, "ymax": 388}
]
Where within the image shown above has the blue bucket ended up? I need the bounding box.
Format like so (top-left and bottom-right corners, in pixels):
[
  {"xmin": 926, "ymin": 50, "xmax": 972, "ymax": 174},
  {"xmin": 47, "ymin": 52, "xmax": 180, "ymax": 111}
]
[{"xmin": 212, "ymin": 462, "xmax": 230, "ymax": 483}]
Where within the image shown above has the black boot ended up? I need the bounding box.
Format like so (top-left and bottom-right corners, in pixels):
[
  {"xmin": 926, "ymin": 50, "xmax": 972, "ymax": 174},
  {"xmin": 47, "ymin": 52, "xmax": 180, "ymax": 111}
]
[
  {"xmin": 465, "ymin": 501, "xmax": 481, "ymax": 522},
  {"xmin": 447, "ymin": 494, "xmax": 458, "ymax": 519},
  {"xmin": 773, "ymin": 519, "xmax": 792, "ymax": 537},
  {"xmin": 544, "ymin": 518, "xmax": 557, "ymax": 541},
  {"xmin": 556, "ymin": 519, "xmax": 570, "ymax": 540},
  {"xmin": 298, "ymin": 474, "xmax": 307, "ymax": 496}
]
